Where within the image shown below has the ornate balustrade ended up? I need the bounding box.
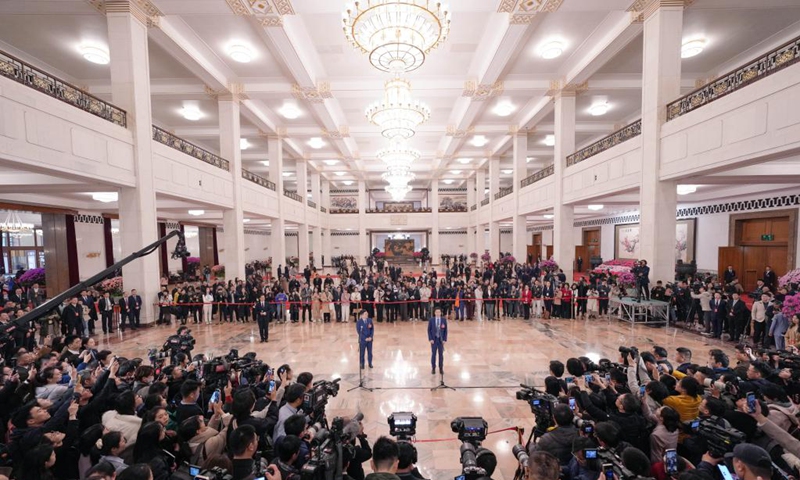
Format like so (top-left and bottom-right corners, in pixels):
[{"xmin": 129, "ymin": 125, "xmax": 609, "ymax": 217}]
[
  {"xmin": 480, "ymin": 197, "xmax": 490, "ymax": 207},
  {"xmin": 153, "ymin": 126, "xmax": 230, "ymax": 171},
  {"xmin": 440, "ymin": 205, "xmax": 468, "ymax": 212},
  {"xmin": 471, "ymin": 204, "xmax": 477, "ymax": 211},
  {"xmin": 0, "ymin": 49, "xmax": 127, "ymax": 127},
  {"xmin": 667, "ymin": 35, "xmax": 800, "ymax": 121},
  {"xmin": 366, "ymin": 207, "xmax": 432, "ymax": 213},
  {"xmin": 330, "ymin": 208, "xmax": 359, "ymax": 214},
  {"xmin": 242, "ymin": 169, "xmax": 276, "ymax": 191},
  {"xmin": 520, "ymin": 164, "xmax": 554, "ymax": 188},
  {"xmin": 566, "ymin": 120, "xmax": 641, "ymax": 166},
  {"xmin": 308, "ymin": 200, "xmax": 317, "ymax": 209},
  {"xmin": 320, "ymin": 206, "xmax": 327, "ymax": 213},
  {"xmin": 494, "ymin": 186, "xmax": 513, "ymax": 200},
  {"xmin": 283, "ymin": 190, "xmax": 303, "ymax": 203}
]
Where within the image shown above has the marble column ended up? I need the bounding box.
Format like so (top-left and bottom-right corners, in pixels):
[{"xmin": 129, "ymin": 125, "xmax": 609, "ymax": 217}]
[
  {"xmin": 322, "ymin": 228, "xmax": 332, "ymax": 268},
  {"xmin": 512, "ymin": 130, "xmax": 528, "ymax": 263},
  {"xmin": 268, "ymin": 137, "xmax": 286, "ymax": 267},
  {"xmin": 553, "ymin": 92, "xmax": 576, "ymax": 278},
  {"xmin": 488, "ymin": 156, "xmax": 500, "ymax": 201},
  {"xmin": 430, "ymin": 183, "xmax": 440, "ymax": 262},
  {"xmin": 358, "ymin": 180, "xmax": 368, "ymax": 263},
  {"xmin": 219, "ymin": 98, "xmax": 246, "ymax": 280},
  {"xmin": 488, "ymin": 156, "xmax": 501, "ymax": 260},
  {"xmin": 490, "ymin": 221, "xmax": 501, "ymax": 261},
  {"xmin": 477, "ymin": 169, "xmax": 486, "ymax": 207},
  {"xmin": 476, "ymin": 223, "xmax": 486, "ymax": 264},
  {"xmin": 107, "ymin": 1, "xmax": 159, "ymax": 323},
  {"xmin": 639, "ymin": 1, "xmax": 683, "ymax": 283},
  {"xmin": 466, "ymin": 176, "xmax": 476, "ymax": 256},
  {"xmin": 310, "ymin": 172, "xmax": 321, "ymax": 268},
  {"xmin": 296, "ymin": 159, "xmax": 309, "ymax": 269}
]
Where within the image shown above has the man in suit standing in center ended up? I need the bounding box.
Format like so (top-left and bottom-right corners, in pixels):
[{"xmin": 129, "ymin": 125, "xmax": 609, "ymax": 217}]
[
  {"xmin": 118, "ymin": 291, "xmax": 130, "ymax": 332},
  {"xmin": 128, "ymin": 288, "xmax": 142, "ymax": 330},
  {"xmin": 356, "ymin": 309, "xmax": 374, "ymax": 369},
  {"xmin": 428, "ymin": 307, "xmax": 448, "ymax": 375},
  {"xmin": 99, "ymin": 292, "xmax": 115, "ymax": 333},
  {"xmin": 255, "ymin": 293, "xmax": 270, "ymax": 342}
]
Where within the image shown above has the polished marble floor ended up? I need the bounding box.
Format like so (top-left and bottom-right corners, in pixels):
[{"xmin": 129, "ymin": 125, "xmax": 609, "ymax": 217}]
[{"xmin": 101, "ymin": 316, "xmax": 735, "ymax": 480}]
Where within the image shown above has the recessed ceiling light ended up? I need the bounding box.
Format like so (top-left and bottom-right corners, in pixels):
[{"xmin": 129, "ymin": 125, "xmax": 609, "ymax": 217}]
[
  {"xmin": 492, "ymin": 100, "xmax": 515, "ymax": 117},
  {"xmin": 544, "ymin": 134, "xmax": 555, "ymax": 147},
  {"xmin": 240, "ymin": 138, "xmax": 250, "ymax": 150},
  {"xmin": 308, "ymin": 137, "xmax": 326, "ymax": 149},
  {"xmin": 471, "ymin": 135, "xmax": 489, "ymax": 147},
  {"xmin": 282, "ymin": 172, "xmax": 293, "ymax": 177},
  {"xmin": 342, "ymin": 180, "xmax": 354, "ymax": 186},
  {"xmin": 323, "ymin": 160, "xmax": 339, "ymax": 166},
  {"xmin": 260, "ymin": 160, "xmax": 270, "ymax": 166},
  {"xmin": 79, "ymin": 44, "xmax": 110, "ymax": 65},
  {"xmin": 450, "ymin": 170, "xmax": 462, "ymax": 175},
  {"xmin": 587, "ymin": 204, "xmax": 604, "ymax": 211},
  {"xmin": 457, "ymin": 158, "xmax": 472, "ymax": 164},
  {"xmin": 442, "ymin": 179, "xmax": 455, "ymax": 184},
  {"xmin": 227, "ymin": 43, "xmax": 254, "ymax": 63},
  {"xmin": 243, "ymin": 218, "xmax": 251, "ymax": 223},
  {"xmin": 188, "ymin": 210, "xmax": 205, "ymax": 216},
  {"xmin": 677, "ymin": 184, "xmax": 699, "ymax": 195},
  {"xmin": 543, "ymin": 214, "xmax": 554, "ymax": 219},
  {"xmin": 589, "ymin": 102, "xmax": 609, "ymax": 116},
  {"xmin": 180, "ymin": 105, "xmax": 203, "ymax": 121},
  {"xmin": 538, "ymin": 41, "xmax": 564, "ymax": 59},
  {"xmin": 501, "ymin": 169, "xmax": 513, "ymax": 174},
  {"xmin": 681, "ymin": 38, "xmax": 706, "ymax": 59},
  {"xmin": 91, "ymin": 192, "xmax": 118, "ymax": 203},
  {"xmin": 334, "ymin": 171, "xmax": 346, "ymax": 176},
  {"xmin": 279, "ymin": 102, "xmax": 302, "ymax": 120}
]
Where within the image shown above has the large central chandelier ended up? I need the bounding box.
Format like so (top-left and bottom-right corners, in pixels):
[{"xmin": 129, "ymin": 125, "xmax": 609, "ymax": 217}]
[
  {"xmin": 366, "ymin": 77, "xmax": 430, "ymax": 139},
  {"xmin": 343, "ymin": 0, "xmax": 452, "ymax": 73},
  {"xmin": 0, "ymin": 211, "xmax": 33, "ymax": 233},
  {"xmin": 376, "ymin": 138, "xmax": 421, "ymax": 168},
  {"xmin": 378, "ymin": 139, "xmax": 418, "ymax": 201}
]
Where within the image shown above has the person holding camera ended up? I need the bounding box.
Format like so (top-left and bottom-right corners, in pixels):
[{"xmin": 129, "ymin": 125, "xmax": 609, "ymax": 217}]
[
  {"xmin": 230, "ymin": 424, "xmax": 281, "ymax": 480},
  {"xmin": 528, "ymin": 403, "xmax": 578, "ymax": 465}
]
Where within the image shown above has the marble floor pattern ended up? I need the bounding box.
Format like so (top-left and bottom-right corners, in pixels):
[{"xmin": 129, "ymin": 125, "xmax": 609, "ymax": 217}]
[{"xmin": 102, "ymin": 316, "xmax": 736, "ymax": 480}]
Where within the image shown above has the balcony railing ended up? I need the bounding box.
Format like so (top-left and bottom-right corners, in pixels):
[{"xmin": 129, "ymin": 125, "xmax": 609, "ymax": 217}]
[
  {"xmin": 320, "ymin": 206, "xmax": 327, "ymax": 213},
  {"xmin": 480, "ymin": 197, "xmax": 490, "ymax": 207},
  {"xmin": 471, "ymin": 204, "xmax": 477, "ymax": 211},
  {"xmin": 667, "ymin": 35, "xmax": 800, "ymax": 121},
  {"xmin": 494, "ymin": 186, "xmax": 513, "ymax": 200},
  {"xmin": 242, "ymin": 169, "xmax": 276, "ymax": 191},
  {"xmin": 283, "ymin": 190, "xmax": 303, "ymax": 203},
  {"xmin": 330, "ymin": 208, "xmax": 359, "ymax": 214},
  {"xmin": 440, "ymin": 205, "xmax": 468, "ymax": 212},
  {"xmin": 0, "ymin": 49, "xmax": 127, "ymax": 127},
  {"xmin": 566, "ymin": 120, "xmax": 642, "ymax": 167},
  {"xmin": 520, "ymin": 164, "xmax": 554, "ymax": 188},
  {"xmin": 152, "ymin": 126, "xmax": 230, "ymax": 171},
  {"xmin": 308, "ymin": 200, "xmax": 317, "ymax": 209},
  {"xmin": 366, "ymin": 207, "xmax": 432, "ymax": 214}
]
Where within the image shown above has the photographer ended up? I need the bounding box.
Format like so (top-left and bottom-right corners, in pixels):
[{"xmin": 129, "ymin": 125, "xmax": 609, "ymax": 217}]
[
  {"xmin": 273, "ymin": 383, "xmax": 306, "ymax": 443},
  {"xmin": 274, "ymin": 413, "xmax": 311, "ymax": 469},
  {"xmin": 346, "ymin": 416, "xmax": 373, "ymax": 480},
  {"xmin": 563, "ymin": 437, "xmax": 600, "ymax": 480},
  {"xmin": 230, "ymin": 424, "xmax": 280, "ymax": 480},
  {"xmin": 271, "ymin": 434, "xmax": 303, "ymax": 480},
  {"xmin": 529, "ymin": 403, "xmax": 578, "ymax": 465},
  {"xmin": 366, "ymin": 436, "xmax": 401, "ymax": 480}
]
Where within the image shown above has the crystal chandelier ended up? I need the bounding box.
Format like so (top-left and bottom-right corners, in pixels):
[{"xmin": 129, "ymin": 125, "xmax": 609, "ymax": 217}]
[
  {"xmin": 0, "ymin": 210, "xmax": 33, "ymax": 233},
  {"xmin": 366, "ymin": 77, "xmax": 430, "ymax": 139},
  {"xmin": 376, "ymin": 138, "xmax": 421, "ymax": 168},
  {"xmin": 385, "ymin": 184, "xmax": 413, "ymax": 201},
  {"xmin": 343, "ymin": 0, "xmax": 452, "ymax": 73}
]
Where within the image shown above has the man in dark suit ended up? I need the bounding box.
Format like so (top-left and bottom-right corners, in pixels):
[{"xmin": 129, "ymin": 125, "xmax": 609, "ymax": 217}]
[
  {"xmin": 723, "ymin": 266, "xmax": 737, "ymax": 285},
  {"xmin": 254, "ymin": 293, "xmax": 270, "ymax": 342},
  {"xmin": 128, "ymin": 289, "xmax": 142, "ymax": 330},
  {"xmin": 728, "ymin": 292, "xmax": 749, "ymax": 342},
  {"xmin": 427, "ymin": 307, "xmax": 448, "ymax": 375},
  {"xmin": 763, "ymin": 266, "xmax": 777, "ymax": 292},
  {"xmin": 118, "ymin": 291, "xmax": 130, "ymax": 332},
  {"xmin": 80, "ymin": 290, "xmax": 96, "ymax": 335},
  {"xmin": 709, "ymin": 292, "xmax": 728, "ymax": 339},
  {"xmin": 99, "ymin": 292, "xmax": 114, "ymax": 333},
  {"xmin": 27, "ymin": 283, "xmax": 46, "ymax": 308},
  {"xmin": 356, "ymin": 309, "xmax": 374, "ymax": 369},
  {"xmin": 61, "ymin": 297, "xmax": 83, "ymax": 336},
  {"xmin": 303, "ymin": 266, "xmax": 312, "ymax": 285}
]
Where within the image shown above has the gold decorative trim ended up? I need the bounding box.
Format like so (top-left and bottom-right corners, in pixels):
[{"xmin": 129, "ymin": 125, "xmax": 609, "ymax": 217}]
[
  {"xmin": 204, "ymin": 85, "xmax": 221, "ymax": 99},
  {"xmin": 225, "ymin": 0, "xmax": 293, "ymax": 26},
  {"xmin": 462, "ymin": 80, "xmax": 504, "ymax": 100},
  {"xmin": 146, "ymin": 15, "xmax": 160, "ymax": 28},
  {"xmin": 497, "ymin": 0, "xmax": 518, "ymax": 13},
  {"xmin": 546, "ymin": 79, "xmax": 588, "ymax": 97},
  {"xmin": 291, "ymin": 81, "xmax": 332, "ymax": 103},
  {"xmin": 323, "ymin": 126, "xmax": 350, "ymax": 139},
  {"xmin": 260, "ymin": 16, "xmax": 283, "ymax": 27},
  {"xmin": 446, "ymin": 126, "xmax": 474, "ymax": 138}
]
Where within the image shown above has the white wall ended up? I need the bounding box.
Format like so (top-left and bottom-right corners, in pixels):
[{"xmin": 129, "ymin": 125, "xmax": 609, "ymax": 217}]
[
  {"xmin": 245, "ymin": 232, "xmax": 270, "ymax": 262},
  {"xmin": 440, "ymin": 232, "xmax": 468, "ymax": 255},
  {"xmin": 74, "ymin": 215, "xmax": 105, "ymax": 281},
  {"xmin": 331, "ymin": 234, "xmax": 359, "ymax": 257}
]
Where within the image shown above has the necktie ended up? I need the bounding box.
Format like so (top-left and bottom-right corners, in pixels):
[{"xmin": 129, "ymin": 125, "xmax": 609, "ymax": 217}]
[{"xmin": 436, "ymin": 318, "xmax": 440, "ymax": 338}]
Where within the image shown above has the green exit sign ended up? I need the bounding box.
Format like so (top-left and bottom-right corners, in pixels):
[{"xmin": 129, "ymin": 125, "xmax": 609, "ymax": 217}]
[{"xmin": 761, "ymin": 234, "xmax": 774, "ymax": 241}]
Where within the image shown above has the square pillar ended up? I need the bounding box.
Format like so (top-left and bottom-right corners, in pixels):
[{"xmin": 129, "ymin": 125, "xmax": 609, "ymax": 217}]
[
  {"xmin": 296, "ymin": 159, "xmax": 309, "ymax": 269},
  {"xmin": 490, "ymin": 221, "xmax": 501, "ymax": 261},
  {"xmin": 358, "ymin": 180, "xmax": 368, "ymax": 263},
  {"xmin": 312, "ymin": 227, "xmax": 322, "ymax": 269},
  {"xmin": 477, "ymin": 169, "xmax": 487, "ymax": 207},
  {"xmin": 512, "ymin": 130, "xmax": 528, "ymax": 263},
  {"xmin": 640, "ymin": 2, "xmax": 683, "ymax": 283},
  {"xmin": 430, "ymin": 183, "xmax": 440, "ymax": 262},
  {"xmin": 322, "ymin": 228, "xmax": 332, "ymax": 268},
  {"xmin": 476, "ymin": 223, "xmax": 486, "ymax": 265},
  {"xmin": 488, "ymin": 157, "xmax": 500, "ymax": 200},
  {"xmin": 553, "ymin": 92, "xmax": 576, "ymax": 279},
  {"xmin": 107, "ymin": 1, "xmax": 159, "ymax": 324},
  {"xmin": 268, "ymin": 137, "xmax": 285, "ymax": 268},
  {"xmin": 219, "ymin": 98, "xmax": 245, "ymax": 281}
]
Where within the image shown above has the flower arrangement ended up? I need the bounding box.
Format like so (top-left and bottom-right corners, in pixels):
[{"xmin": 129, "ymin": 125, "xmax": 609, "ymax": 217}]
[
  {"xmin": 604, "ymin": 259, "xmax": 638, "ymax": 267},
  {"xmin": 211, "ymin": 265, "xmax": 225, "ymax": 278},
  {"xmin": 779, "ymin": 269, "xmax": 800, "ymax": 288},
  {"xmin": 186, "ymin": 257, "xmax": 201, "ymax": 264},
  {"xmin": 374, "ymin": 252, "xmax": 386, "ymax": 259},
  {"xmin": 616, "ymin": 271, "xmax": 636, "ymax": 287},
  {"xmin": 783, "ymin": 294, "xmax": 800, "ymax": 318},
  {"xmin": 501, "ymin": 255, "xmax": 516, "ymax": 265},
  {"xmin": 470, "ymin": 252, "xmax": 478, "ymax": 259},
  {"xmin": 98, "ymin": 276, "xmax": 123, "ymax": 296},
  {"xmin": 540, "ymin": 259, "xmax": 559, "ymax": 272},
  {"xmin": 413, "ymin": 251, "xmax": 422, "ymax": 259},
  {"xmin": 18, "ymin": 268, "xmax": 46, "ymax": 287},
  {"xmin": 481, "ymin": 251, "xmax": 491, "ymax": 263}
]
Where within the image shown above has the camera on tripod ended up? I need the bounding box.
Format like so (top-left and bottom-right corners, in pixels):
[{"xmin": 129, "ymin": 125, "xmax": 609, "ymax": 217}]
[
  {"xmin": 516, "ymin": 384, "xmax": 557, "ymax": 433},
  {"xmin": 451, "ymin": 417, "xmax": 488, "ymax": 443},
  {"xmin": 693, "ymin": 417, "xmax": 745, "ymax": 457},
  {"xmin": 300, "ymin": 413, "xmax": 362, "ymax": 480},
  {"xmin": 451, "ymin": 417, "xmax": 494, "ymax": 480},
  {"xmin": 573, "ymin": 417, "xmax": 595, "ymax": 435},
  {"xmin": 388, "ymin": 412, "xmax": 417, "ymax": 440},
  {"xmin": 303, "ymin": 378, "xmax": 342, "ymax": 424}
]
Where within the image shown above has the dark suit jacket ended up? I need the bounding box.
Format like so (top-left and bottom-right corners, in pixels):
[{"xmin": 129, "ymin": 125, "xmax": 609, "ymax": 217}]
[
  {"xmin": 728, "ymin": 299, "xmax": 748, "ymax": 322},
  {"xmin": 254, "ymin": 301, "xmax": 270, "ymax": 318},
  {"xmin": 427, "ymin": 316, "xmax": 448, "ymax": 343},
  {"xmin": 127, "ymin": 295, "xmax": 142, "ymax": 312},
  {"xmin": 710, "ymin": 298, "xmax": 727, "ymax": 319},
  {"xmin": 117, "ymin": 297, "xmax": 129, "ymax": 313},
  {"xmin": 61, "ymin": 304, "xmax": 82, "ymax": 325},
  {"xmin": 99, "ymin": 298, "xmax": 114, "ymax": 313},
  {"xmin": 763, "ymin": 271, "xmax": 777, "ymax": 288}
]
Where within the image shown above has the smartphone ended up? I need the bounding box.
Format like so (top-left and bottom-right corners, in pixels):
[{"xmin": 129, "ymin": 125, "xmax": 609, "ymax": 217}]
[
  {"xmin": 747, "ymin": 392, "xmax": 757, "ymax": 413},
  {"xmin": 569, "ymin": 398, "xmax": 577, "ymax": 411},
  {"xmin": 209, "ymin": 389, "xmax": 221, "ymax": 404},
  {"xmin": 454, "ymin": 476, "xmax": 466, "ymax": 480},
  {"xmin": 268, "ymin": 380, "xmax": 276, "ymax": 393},
  {"xmin": 605, "ymin": 373, "xmax": 611, "ymax": 382},
  {"xmin": 584, "ymin": 449, "xmax": 598, "ymax": 459},
  {"xmin": 639, "ymin": 385, "xmax": 646, "ymax": 397},
  {"xmin": 690, "ymin": 419, "xmax": 700, "ymax": 432},
  {"xmin": 267, "ymin": 367, "xmax": 275, "ymax": 378},
  {"xmin": 188, "ymin": 465, "xmax": 201, "ymax": 476},
  {"xmin": 584, "ymin": 374, "xmax": 593, "ymax": 384},
  {"xmin": 583, "ymin": 425, "xmax": 594, "ymax": 435},
  {"xmin": 665, "ymin": 449, "xmax": 678, "ymax": 475},
  {"xmin": 603, "ymin": 463, "xmax": 615, "ymax": 480},
  {"xmin": 565, "ymin": 376, "xmax": 574, "ymax": 385},
  {"xmin": 718, "ymin": 464, "xmax": 737, "ymax": 480}
]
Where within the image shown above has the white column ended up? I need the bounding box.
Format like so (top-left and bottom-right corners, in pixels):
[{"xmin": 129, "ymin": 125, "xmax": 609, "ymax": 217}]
[
  {"xmin": 268, "ymin": 137, "xmax": 286, "ymax": 266},
  {"xmin": 477, "ymin": 169, "xmax": 486, "ymax": 207},
  {"xmin": 358, "ymin": 180, "xmax": 369, "ymax": 263},
  {"xmin": 322, "ymin": 228, "xmax": 332, "ymax": 268},
  {"xmin": 430, "ymin": 183, "xmax": 440, "ymax": 263},
  {"xmin": 488, "ymin": 156, "xmax": 501, "ymax": 260},
  {"xmin": 512, "ymin": 130, "xmax": 528, "ymax": 263},
  {"xmin": 322, "ymin": 179, "xmax": 330, "ymax": 210},
  {"xmin": 640, "ymin": 2, "xmax": 683, "ymax": 283},
  {"xmin": 107, "ymin": 2, "xmax": 159, "ymax": 324},
  {"xmin": 553, "ymin": 92, "xmax": 576, "ymax": 278},
  {"xmin": 476, "ymin": 223, "xmax": 486, "ymax": 263},
  {"xmin": 219, "ymin": 98, "xmax": 246, "ymax": 281},
  {"xmin": 466, "ymin": 176, "xmax": 477, "ymax": 256},
  {"xmin": 310, "ymin": 171, "xmax": 322, "ymax": 268},
  {"xmin": 296, "ymin": 159, "xmax": 309, "ymax": 269},
  {"xmin": 488, "ymin": 156, "xmax": 500, "ymax": 200},
  {"xmin": 490, "ymin": 221, "xmax": 501, "ymax": 260}
]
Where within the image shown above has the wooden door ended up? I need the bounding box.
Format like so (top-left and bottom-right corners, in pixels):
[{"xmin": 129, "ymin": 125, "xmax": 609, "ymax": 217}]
[
  {"xmin": 545, "ymin": 245, "xmax": 553, "ymax": 259},
  {"xmin": 583, "ymin": 228, "xmax": 602, "ymax": 262},
  {"xmin": 718, "ymin": 246, "xmax": 743, "ymax": 283},
  {"xmin": 529, "ymin": 234, "xmax": 542, "ymax": 261}
]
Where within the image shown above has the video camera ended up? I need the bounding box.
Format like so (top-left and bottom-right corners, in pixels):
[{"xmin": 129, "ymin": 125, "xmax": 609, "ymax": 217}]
[
  {"xmin": 300, "ymin": 413, "xmax": 362, "ymax": 480},
  {"xmin": 573, "ymin": 417, "xmax": 595, "ymax": 436},
  {"xmin": 147, "ymin": 348, "xmax": 170, "ymax": 365},
  {"xmin": 451, "ymin": 417, "xmax": 493, "ymax": 480},
  {"xmin": 388, "ymin": 412, "xmax": 417, "ymax": 440},
  {"xmin": 174, "ymin": 463, "xmax": 232, "ymax": 480},
  {"xmin": 694, "ymin": 417, "xmax": 746, "ymax": 457},
  {"xmin": 303, "ymin": 378, "xmax": 341, "ymax": 425},
  {"xmin": 594, "ymin": 448, "xmax": 653, "ymax": 480},
  {"xmin": 516, "ymin": 384, "xmax": 557, "ymax": 434},
  {"xmin": 619, "ymin": 346, "xmax": 639, "ymax": 363}
]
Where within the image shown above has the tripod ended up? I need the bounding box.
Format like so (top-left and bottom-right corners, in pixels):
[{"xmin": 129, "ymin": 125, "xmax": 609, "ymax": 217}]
[
  {"xmin": 348, "ymin": 363, "xmax": 373, "ymax": 392},
  {"xmin": 431, "ymin": 369, "xmax": 455, "ymax": 391}
]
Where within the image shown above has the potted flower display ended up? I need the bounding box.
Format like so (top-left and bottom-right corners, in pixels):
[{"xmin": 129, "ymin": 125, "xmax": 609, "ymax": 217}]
[
  {"xmin": 779, "ymin": 268, "xmax": 800, "ymax": 288},
  {"xmin": 211, "ymin": 265, "xmax": 225, "ymax": 279},
  {"xmin": 18, "ymin": 267, "xmax": 46, "ymax": 287}
]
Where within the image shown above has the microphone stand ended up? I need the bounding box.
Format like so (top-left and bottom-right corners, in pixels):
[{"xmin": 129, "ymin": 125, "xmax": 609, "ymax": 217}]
[
  {"xmin": 347, "ymin": 360, "xmax": 373, "ymax": 392},
  {"xmin": 431, "ymin": 369, "xmax": 455, "ymax": 391}
]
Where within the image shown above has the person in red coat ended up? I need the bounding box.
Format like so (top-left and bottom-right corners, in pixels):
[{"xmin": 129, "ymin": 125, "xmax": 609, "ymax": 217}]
[{"xmin": 521, "ymin": 285, "xmax": 533, "ymax": 320}]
